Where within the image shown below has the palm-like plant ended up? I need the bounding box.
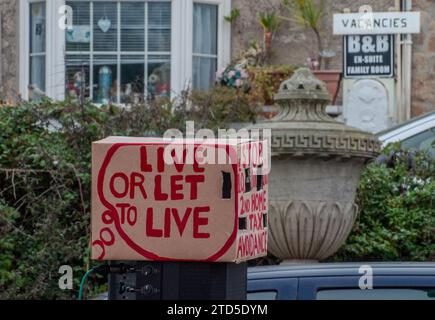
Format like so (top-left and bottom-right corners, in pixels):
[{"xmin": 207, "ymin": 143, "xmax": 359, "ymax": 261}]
[
  {"xmin": 281, "ymin": 0, "xmax": 326, "ymax": 69},
  {"xmin": 224, "ymin": 8, "xmax": 240, "ymax": 23},
  {"xmin": 258, "ymin": 11, "xmax": 280, "ymax": 53}
]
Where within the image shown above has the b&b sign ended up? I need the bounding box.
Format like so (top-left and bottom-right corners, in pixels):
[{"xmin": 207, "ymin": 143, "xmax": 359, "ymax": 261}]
[
  {"xmin": 344, "ymin": 34, "xmax": 394, "ymax": 78},
  {"xmin": 91, "ymin": 137, "xmax": 269, "ymax": 263}
]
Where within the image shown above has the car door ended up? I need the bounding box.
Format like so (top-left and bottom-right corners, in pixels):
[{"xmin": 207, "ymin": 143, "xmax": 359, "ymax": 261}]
[
  {"xmin": 247, "ymin": 278, "xmax": 298, "ymax": 300},
  {"xmin": 298, "ymin": 275, "xmax": 435, "ymax": 300}
]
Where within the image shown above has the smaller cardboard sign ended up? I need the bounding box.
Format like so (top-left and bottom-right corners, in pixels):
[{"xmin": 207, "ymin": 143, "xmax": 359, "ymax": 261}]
[
  {"xmin": 91, "ymin": 137, "xmax": 269, "ymax": 263},
  {"xmin": 344, "ymin": 34, "xmax": 394, "ymax": 78}
]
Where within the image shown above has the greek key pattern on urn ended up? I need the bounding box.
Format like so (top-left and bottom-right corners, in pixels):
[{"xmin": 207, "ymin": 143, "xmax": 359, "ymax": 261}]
[{"xmin": 271, "ymin": 134, "xmax": 380, "ymax": 155}]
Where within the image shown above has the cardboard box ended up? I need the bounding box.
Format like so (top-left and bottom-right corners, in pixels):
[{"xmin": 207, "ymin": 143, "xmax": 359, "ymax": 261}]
[{"xmin": 92, "ymin": 137, "xmax": 269, "ymax": 263}]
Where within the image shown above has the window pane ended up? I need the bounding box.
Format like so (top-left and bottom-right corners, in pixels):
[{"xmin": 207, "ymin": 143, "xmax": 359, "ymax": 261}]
[
  {"xmin": 94, "ymin": 2, "xmax": 118, "ymax": 52},
  {"xmin": 65, "ymin": 1, "xmax": 91, "ymax": 51},
  {"xmin": 121, "ymin": 2, "xmax": 145, "ymax": 52},
  {"xmin": 93, "ymin": 55, "xmax": 117, "ymax": 104},
  {"xmin": 66, "ymin": 1, "xmax": 91, "ymax": 52},
  {"xmin": 247, "ymin": 291, "xmax": 278, "ymax": 300},
  {"xmin": 30, "ymin": 2, "xmax": 46, "ymax": 54},
  {"xmin": 29, "ymin": 2, "xmax": 46, "ymax": 94},
  {"xmin": 65, "ymin": 55, "xmax": 90, "ymax": 99},
  {"xmin": 147, "ymin": 55, "xmax": 171, "ymax": 99},
  {"xmin": 193, "ymin": 56, "xmax": 217, "ymax": 91},
  {"xmin": 63, "ymin": 1, "xmax": 173, "ymax": 103},
  {"xmin": 402, "ymin": 128, "xmax": 435, "ymax": 157},
  {"xmin": 317, "ymin": 288, "xmax": 435, "ymax": 300},
  {"xmin": 121, "ymin": 55, "xmax": 145, "ymax": 104},
  {"xmin": 193, "ymin": 3, "xmax": 218, "ymax": 90},
  {"xmin": 193, "ymin": 3, "xmax": 218, "ymax": 55},
  {"xmin": 148, "ymin": 2, "xmax": 171, "ymax": 52},
  {"xmin": 30, "ymin": 56, "xmax": 46, "ymax": 92}
]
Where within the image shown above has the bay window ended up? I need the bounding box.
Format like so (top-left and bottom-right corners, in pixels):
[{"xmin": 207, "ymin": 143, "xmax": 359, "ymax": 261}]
[{"xmin": 19, "ymin": 0, "xmax": 231, "ymax": 102}]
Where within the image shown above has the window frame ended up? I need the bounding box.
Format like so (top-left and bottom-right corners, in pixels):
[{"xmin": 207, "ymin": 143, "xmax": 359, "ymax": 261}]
[
  {"xmin": 172, "ymin": 0, "xmax": 231, "ymax": 94},
  {"xmin": 191, "ymin": 0, "xmax": 225, "ymax": 90},
  {"xmin": 20, "ymin": 0, "xmax": 65, "ymax": 100},
  {"xmin": 65, "ymin": 0, "xmax": 172, "ymax": 104},
  {"xmin": 19, "ymin": 0, "xmax": 232, "ymax": 101},
  {"xmin": 29, "ymin": 1, "xmax": 47, "ymax": 92}
]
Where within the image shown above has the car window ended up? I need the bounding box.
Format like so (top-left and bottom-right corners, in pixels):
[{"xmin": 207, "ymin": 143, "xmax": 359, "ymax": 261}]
[
  {"xmin": 247, "ymin": 291, "xmax": 278, "ymax": 300},
  {"xmin": 317, "ymin": 288, "xmax": 435, "ymax": 300},
  {"xmin": 248, "ymin": 278, "xmax": 298, "ymax": 300},
  {"xmin": 401, "ymin": 127, "xmax": 435, "ymax": 156}
]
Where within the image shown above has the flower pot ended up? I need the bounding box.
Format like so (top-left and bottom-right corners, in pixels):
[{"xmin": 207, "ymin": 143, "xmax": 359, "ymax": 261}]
[{"xmin": 313, "ymin": 70, "xmax": 342, "ymax": 105}]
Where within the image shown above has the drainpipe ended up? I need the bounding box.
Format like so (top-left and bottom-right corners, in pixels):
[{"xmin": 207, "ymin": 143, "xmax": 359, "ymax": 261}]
[
  {"xmin": 394, "ymin": 0, "xmax": 401, "ymax": 126},
  {"xmin": 401, "ymin": 0, "xmax": 413, "ymax": 121}
]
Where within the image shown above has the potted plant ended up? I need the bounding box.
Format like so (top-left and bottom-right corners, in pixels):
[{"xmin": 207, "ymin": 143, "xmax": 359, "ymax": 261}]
[
  {"xmin": 217, "ymin": 42, "xmax": 294, "ymax": 116},
  {"xmin": 258, "ymin": 11, "xmax": 280, "ymax": 64},
  {"xmin": 281, "ymin": 0, "xmax": 342, "ymax": 104},
  {"xmin": 216, "ymin": 11, "xmax": 293, "ymax": 118}
]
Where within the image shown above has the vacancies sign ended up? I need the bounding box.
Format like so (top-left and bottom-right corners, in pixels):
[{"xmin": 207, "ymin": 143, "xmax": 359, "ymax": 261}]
[
  {"xmin": 334, "ymin": 11, "xmax": 420, "ymax": 35},
  {"xmin": 344, "ymin": 34, "xmax": 394, "ymax": 78}
]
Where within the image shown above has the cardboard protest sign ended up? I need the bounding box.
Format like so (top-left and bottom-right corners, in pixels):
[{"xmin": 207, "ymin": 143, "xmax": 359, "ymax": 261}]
[{"xmin": 91, "ymin": 137, "xmax": 269, "ymax": 263}]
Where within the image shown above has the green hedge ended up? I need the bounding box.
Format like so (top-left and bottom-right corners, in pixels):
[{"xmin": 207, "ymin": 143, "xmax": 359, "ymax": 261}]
[
  {"xmin": 335, "ymin": 148, "xmax": 435, "ymax": 262},
  {"xmin": 0, "ymin": 100, "xmax": 102, "ymax": 299}
]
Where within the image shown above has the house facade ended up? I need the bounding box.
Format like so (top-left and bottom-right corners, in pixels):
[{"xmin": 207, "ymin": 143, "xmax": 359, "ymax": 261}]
[
  {"xmin": 0, "ymin": 0, "xmax": 232, "ymax": 104},
  {"xmin": 231, "ymin": 0, "xmax": 435, "ymax": 120},
  {"xmin": 0, "ymin": 0, "xmax": 434, "ymax": 120}
]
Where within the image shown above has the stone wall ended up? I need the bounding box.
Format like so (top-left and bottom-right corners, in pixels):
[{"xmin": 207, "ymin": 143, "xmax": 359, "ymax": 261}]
[
  {"xmin": 231, "ymin": 0, "xmax": 395, "ymax": 69},
  {"xmin": 231, "ymin": 0, "xmax": 435, "ymax": 116},
  {"xmin": 0, "ymin": 0, "xmax": 19, "ymax": 102}
]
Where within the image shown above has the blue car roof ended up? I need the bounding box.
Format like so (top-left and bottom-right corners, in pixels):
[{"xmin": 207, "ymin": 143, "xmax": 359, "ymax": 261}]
[{"xmin": 248, "ymin": 262, "xmax": 435, "ymax": 279}]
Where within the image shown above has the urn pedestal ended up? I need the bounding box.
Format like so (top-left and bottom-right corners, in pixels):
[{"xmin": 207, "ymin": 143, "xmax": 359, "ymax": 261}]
[{"xmin": 248, "ymin": 68, "xmax": 380, "ymax": 263}]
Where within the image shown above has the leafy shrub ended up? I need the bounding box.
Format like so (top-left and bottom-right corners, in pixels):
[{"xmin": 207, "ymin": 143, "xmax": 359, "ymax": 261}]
[
  {"xmin": 247, "ymin": 65, "xmax": 294, "ymax": 107},
  {"xmin": 189, "ymin": 86, "xmax": 259, "ymax": 129},
  {"xmin": 335, "ymin": 147, "xmax": 435, "ymax": 262},
  {"xmin": 0, "ymin": 91, "xmax": 258, "ymax": 299},
  {"xmin": 0, "ymin": 99, "xmax": 108, "ymax": 299}
]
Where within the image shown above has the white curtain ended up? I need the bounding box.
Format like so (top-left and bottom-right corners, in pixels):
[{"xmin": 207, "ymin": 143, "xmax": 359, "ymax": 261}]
[
  {"xmin": 193, "ymin": 3, "xmax": 218, "ymax": 91},
  {"xmin": 30, "ymin": 2, "xmax": 46, "ymax": 92}
]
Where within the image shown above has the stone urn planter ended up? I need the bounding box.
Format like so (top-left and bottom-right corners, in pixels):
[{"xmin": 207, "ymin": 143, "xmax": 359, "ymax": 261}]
[{"xmin": 247, "ymin": 68, "xmax": 380, "ymax": 263}]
